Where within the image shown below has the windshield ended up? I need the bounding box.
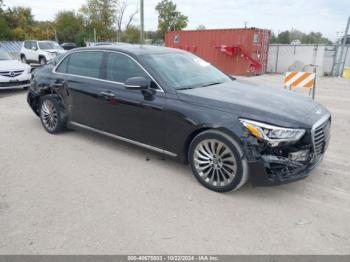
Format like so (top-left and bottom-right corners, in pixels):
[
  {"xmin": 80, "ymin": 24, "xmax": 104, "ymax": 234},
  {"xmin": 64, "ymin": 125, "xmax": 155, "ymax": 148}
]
[
  {"xmin": 142, "ymin": 52, "xmax": 231, "ymax": 90},
  {"xmin": 0, "ymin": 49, "xmax": 12, "ymax": 60},
  {"xmin": 39, "ymin": 41, "xmax": 63, "ymax": 50}
]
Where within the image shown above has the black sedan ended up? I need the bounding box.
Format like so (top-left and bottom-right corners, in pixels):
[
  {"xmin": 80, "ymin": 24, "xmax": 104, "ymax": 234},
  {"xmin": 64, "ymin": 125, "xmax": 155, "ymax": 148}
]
[
  {"xmin": 27, "ymin": 45, "xmax": 331, "ymax": 192},
  {"xmin": 61, "ymin": 42, "xmax": 77, "ymax": 50}
]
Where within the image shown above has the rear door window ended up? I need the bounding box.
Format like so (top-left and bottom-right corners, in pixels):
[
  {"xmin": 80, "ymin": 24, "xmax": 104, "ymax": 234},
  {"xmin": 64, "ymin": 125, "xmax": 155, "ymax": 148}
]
[{"xmin": 66, "ymin": 52, "xmax": 103, "ymax": 78}]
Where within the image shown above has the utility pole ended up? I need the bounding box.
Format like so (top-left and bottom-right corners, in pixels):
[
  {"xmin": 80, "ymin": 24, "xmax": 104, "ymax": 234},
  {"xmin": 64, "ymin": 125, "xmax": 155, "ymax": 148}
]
[
  {"xmin": 94, "ymin": 28, "xmax": 97, "ymax": 43},
  {"xmin": 140, "ymin": 0, "xmax": 144, "ymax": 44},
  {"xmin": 336, "ymin": 17, "xmax": 350, "ymax": 76},
  {"xmin": 54, "ymin": 29, "xmax": 58, "ymax": 42}
]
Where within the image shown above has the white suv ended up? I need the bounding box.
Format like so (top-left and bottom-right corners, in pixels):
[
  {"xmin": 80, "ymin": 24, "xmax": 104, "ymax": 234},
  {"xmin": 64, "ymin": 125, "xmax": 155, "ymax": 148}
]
[{"xmin": 20, "ymin": 40, "xmax": 66, "ymax": 65}]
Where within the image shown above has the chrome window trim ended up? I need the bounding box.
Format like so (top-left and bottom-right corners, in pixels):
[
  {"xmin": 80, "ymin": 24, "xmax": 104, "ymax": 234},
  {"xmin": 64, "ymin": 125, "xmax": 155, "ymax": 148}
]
[
  {"xmin": 52, "ymin": 49, "xmax": 165, "ymax": 93},
  {"xmin": 124, "ymin": 84, "xmax": 141, "ymax": 88},
  {"xmin": 70, "ymin": 121, "xmax": 177, "ymax": 157}
]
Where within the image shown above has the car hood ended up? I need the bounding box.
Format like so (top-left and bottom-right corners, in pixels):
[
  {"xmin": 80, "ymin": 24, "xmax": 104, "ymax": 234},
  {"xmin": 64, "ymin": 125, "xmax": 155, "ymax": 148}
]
[
  {"xmin": 0, "ymin": 60, "xmax": 29, "ymax": 71},
  {"xmin": 177, "ymin": 80, "xmax": 329, "ymax": 128}
]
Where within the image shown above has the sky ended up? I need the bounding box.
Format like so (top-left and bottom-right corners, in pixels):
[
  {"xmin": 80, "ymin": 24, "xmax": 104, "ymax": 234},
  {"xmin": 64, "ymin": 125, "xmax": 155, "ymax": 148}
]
[{"xmin": 3, "ymin": 0, "xmax": 350, "ymax": 41}]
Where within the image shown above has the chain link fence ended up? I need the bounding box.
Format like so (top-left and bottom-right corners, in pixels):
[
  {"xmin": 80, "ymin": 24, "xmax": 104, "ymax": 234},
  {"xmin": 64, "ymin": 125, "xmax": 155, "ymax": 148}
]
[
  {"xmin": 267, "ymin": 44, "xmax": 350, "ymax": 76},
  {"xmin": 0, "ymin": 41, "xmax": 23, "ymax": 59}
]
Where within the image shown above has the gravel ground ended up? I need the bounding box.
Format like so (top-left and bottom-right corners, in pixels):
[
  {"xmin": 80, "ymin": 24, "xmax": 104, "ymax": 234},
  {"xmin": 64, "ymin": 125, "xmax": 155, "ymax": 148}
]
[{"xmin": 0, "ymin": 75, "xmax": 350, "ymax": 254}]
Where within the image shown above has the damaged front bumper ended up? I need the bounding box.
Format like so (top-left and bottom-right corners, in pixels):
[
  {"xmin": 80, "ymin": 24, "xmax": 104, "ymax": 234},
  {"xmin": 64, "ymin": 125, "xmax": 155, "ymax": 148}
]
[
  {"xmin": 246, "ymin": 116, "xmax": 331, "ymax": 186},
  {"xmin": 248, "ymin": 153, "xmax": 323, "ymax": 186}
]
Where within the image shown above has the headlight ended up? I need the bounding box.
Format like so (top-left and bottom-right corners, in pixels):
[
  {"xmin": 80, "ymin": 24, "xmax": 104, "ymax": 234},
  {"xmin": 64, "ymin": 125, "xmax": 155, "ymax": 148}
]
[{"xmin": 239, "ymin": 119, "xmax": 305, "ymax": 146}]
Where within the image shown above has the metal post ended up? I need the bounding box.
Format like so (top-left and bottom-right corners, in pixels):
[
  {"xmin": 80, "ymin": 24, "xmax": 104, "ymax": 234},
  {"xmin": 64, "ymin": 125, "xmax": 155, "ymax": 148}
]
[
  {"xmin": 275, "ymin": 45, "xmax": 279, "ymax": 73},
  {"xmin": 312, "ymin": 66, "xmax": 317, "ymax": 100},
  {"xmin": 341, "ymin": 39, "xmax": 349, "ymax": 77},
  {"xmin": 140, "ymin": 0, "xmax": 144, "ymax": 44},
  {"xmin": 331, "ymin": 45, "xmax": 338, "ymax": 76},
  {"xmin": 336, "ymin": 17, "xmax": 350, "ymax": 76},
  {"xmin": 54, "ymin": 29, "xmax": 58, "ymax": 42}
]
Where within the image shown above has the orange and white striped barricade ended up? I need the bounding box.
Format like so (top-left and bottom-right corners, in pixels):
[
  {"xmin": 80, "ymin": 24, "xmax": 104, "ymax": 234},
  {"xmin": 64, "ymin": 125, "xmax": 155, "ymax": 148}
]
[{"xmin": 284, "ymin": 71, "xmax": 316, "ymax": 99}]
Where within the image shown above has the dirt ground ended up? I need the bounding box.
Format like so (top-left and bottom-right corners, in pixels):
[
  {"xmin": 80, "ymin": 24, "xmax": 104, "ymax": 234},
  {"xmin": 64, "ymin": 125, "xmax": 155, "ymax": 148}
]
[{"xmin": 0, "ymin": 74, "xmax": 350, "ymax": 254}]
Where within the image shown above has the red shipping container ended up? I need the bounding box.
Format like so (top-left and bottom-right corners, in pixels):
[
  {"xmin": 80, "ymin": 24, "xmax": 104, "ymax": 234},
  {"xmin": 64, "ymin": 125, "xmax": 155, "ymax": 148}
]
[{"xmin": 165, "ymin": 28, "xmax": 270, "ymax": 76}]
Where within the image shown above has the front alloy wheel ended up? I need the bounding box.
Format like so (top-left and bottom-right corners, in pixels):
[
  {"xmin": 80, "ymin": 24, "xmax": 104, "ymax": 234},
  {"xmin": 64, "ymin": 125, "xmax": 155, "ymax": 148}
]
[
  {"xmin": 193, "ymin": 139, "xmax": 237, "ymax": 187},
  {"xmin": 189, "ymin": 130, "xmax": 248, "ymax": 192}
]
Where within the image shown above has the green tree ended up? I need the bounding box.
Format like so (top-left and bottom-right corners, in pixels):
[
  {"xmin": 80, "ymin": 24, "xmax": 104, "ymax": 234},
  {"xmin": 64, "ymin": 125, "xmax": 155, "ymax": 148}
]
[
  {"xmin": 115, "ymin": 0, "xmax": 138, "ymax": 41},
  {"xmin": 145, "ymin": 30, "xmax": 162, "ymax": 42},
  {"xmin": 31, "ymin": 21, "xmax": 56, "ymax": 40},
  {"xmin": 3, "ymin": 6, "xmax": 34, "ymax": 40},
  {"xmin": 0, "ymin": 15, "xmax": 10, "ymax": 40},
  {"xmin": 0, "ymin": 0, "xmax": 10, "ymax": 40},
  {"xmin": 155, "ymin": 0, "xmax": 188, "ymax": 39},
  {"xmin": 277, "ymin": 30, "xmax": 291, "ymax": 44},
  {"xmin": 290, "ymin": 29, "xmax": 304, "ymax": 42},
  {"xmin": 271, "ymin": 29, "xmax": 332, "ymax": 45},
  {"xmin": 79, "ymin": 0, "xmax": 118, "ymax": 41},
  {"xmin": 5, "ymin": 7, "xmax": 34, "ymax": 29},
  {"xmin": 55, "ymin": 11, "xmax": 84, "ymax": 43},
  {"xmin": 301, "ymin": 32, "xmax": 332, "ymax": 44},
  {"xmin": 121, "ymin": 25, "xmax": 140, "ymax": 43},
  {"xmin": 269, "ymin": 32, "xmax": 277, "ymax": 44}
]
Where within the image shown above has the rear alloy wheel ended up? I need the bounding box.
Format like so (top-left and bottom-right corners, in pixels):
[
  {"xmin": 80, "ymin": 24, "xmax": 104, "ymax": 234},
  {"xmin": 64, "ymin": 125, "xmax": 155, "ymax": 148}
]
[
  {"xmin": 189, "ymin": 130, "xmax": 248, "ymax": 192},
  {"xmin": 39, "ymin": 57, "xmax": 47, "ymax": 65},
  {"xmin": 40, "ymin": 96, "xmax": 65, "ymax": 133},
  {"xmin": 21, "ymin": 55, "xmax": 27, "ymax": 64}
]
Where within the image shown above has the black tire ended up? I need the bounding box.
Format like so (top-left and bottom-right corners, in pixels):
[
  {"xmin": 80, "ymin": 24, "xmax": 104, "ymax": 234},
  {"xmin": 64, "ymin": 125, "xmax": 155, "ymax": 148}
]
[
  {"xmin": 21, "ymin": 55, "xmax": 27, "ymax": 64},
  {"xmin": 189, "ymin": 130, "xmax": 248, "ymax": 193},
  {"xmin": 39, "ymin": 56, "xmax": 47, "ymax": 65},
  {"xmin": 39, "ymin": 95, "xmax": 66, "ymax": 134}
]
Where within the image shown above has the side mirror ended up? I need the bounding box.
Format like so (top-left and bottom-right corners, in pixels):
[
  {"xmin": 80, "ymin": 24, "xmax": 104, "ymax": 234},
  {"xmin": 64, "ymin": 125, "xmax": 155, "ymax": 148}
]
[
  {"xmin": 124, "ymin": 77, "xmax": 149, "ymax": 90},
  {"xmin": 32, "ymin": 46, "xmax": 37, "ymax": 51}
]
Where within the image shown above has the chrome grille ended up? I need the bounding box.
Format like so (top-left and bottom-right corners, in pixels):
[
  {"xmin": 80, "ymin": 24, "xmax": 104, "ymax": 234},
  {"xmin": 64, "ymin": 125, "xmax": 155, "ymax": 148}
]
[
  {"xmin": 312, "ymin": 116, "xmax": 331, "ymax": 160},
  {"xmin": 0, "ymin": 70, "xmax": 24, "ymax": 77}
]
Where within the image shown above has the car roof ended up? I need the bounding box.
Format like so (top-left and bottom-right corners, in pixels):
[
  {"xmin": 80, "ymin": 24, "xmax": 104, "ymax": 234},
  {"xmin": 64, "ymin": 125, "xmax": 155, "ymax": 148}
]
[
  {"xmin": 25, "ymin": 40, "xmax": 55, "ymax": 42},
  {"xmin": 74, "ymin": 44, "xmax": 186, "ymax": 56},
  {"xmin": 38, "ymin": 40, "xmax": 57, "ymax": 43}
]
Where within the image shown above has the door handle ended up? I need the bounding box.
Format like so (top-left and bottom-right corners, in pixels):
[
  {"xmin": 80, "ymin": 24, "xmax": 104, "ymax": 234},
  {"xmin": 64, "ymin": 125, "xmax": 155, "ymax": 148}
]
[
  {"xmin": 100, "ymin": 91, "xmax": 115, "ymax": 97},
  {"xmin": 53, "ymin": 80, "xmax": 65, "ymax": 88}
]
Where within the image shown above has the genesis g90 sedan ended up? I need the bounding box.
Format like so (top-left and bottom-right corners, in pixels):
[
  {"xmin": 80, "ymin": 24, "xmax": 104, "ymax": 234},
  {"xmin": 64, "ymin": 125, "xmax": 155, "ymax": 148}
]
[{"xmin": 27, "ymin": 45, "xmax": 331, "ymax": 192}]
